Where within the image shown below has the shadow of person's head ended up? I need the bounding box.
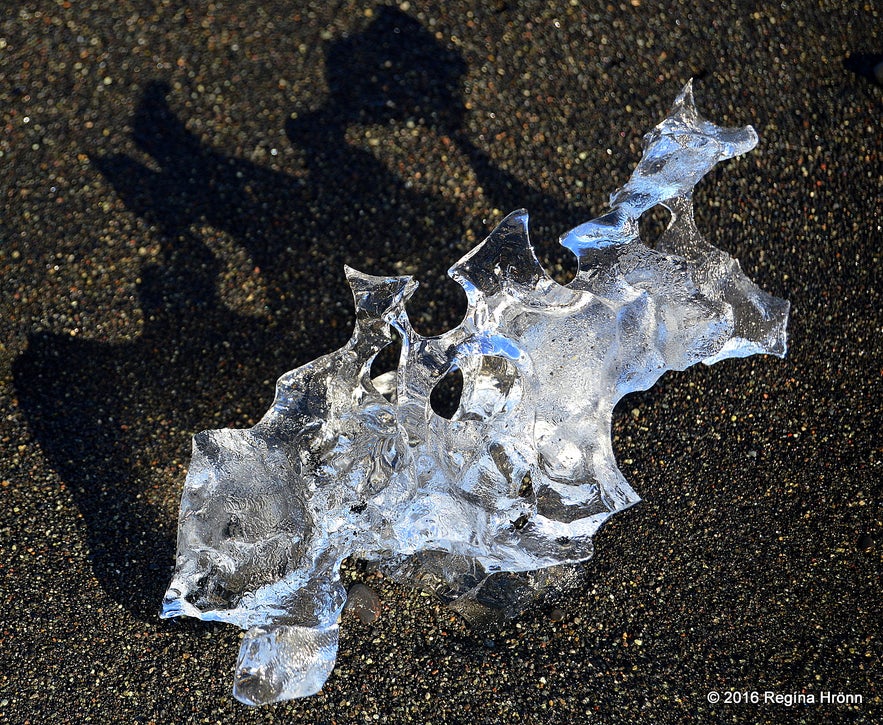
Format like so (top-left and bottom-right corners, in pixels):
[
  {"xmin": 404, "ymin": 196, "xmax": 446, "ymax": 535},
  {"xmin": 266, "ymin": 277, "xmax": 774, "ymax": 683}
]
[{"xmin": 319, "ymin": 6, "xmax": 468, "ymax": 130}]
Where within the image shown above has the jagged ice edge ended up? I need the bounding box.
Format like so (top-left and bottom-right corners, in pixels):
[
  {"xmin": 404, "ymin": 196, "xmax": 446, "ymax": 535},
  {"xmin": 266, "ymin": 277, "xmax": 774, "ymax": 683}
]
[{"xmin": 160, "ymin": 81, "xmax": 789, "ymax": 705}]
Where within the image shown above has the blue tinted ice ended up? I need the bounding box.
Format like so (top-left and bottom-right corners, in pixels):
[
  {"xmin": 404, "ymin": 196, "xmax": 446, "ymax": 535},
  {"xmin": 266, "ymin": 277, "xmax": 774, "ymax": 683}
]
[{"xmin": 161, "ymin": 83, "xmax": 789, "ymax": 705}]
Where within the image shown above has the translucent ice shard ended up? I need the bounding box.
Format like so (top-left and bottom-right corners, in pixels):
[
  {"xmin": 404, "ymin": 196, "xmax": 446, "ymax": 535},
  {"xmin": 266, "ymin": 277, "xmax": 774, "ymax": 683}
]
[{"xmin": 161, "ymin": 82, "xmax": 789, "ymax": 704}]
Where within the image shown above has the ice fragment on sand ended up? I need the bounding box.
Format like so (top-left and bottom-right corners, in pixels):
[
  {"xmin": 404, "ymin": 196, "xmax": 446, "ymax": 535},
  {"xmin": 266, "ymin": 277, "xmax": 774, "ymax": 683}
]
[{"xmin": 161, "ymin": 82, "xmax": 789, "ymax": 704}]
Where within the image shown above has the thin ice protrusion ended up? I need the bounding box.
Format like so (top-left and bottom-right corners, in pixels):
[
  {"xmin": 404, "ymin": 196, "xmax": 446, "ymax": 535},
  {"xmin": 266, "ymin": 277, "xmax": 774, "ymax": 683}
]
[
  {"xmin": 560, "ymin": 80, "xmax": 758, "ymax": 266},
  {"xmin": 449, "ymin": 209, "xmax": 548, "ymax": 301}
]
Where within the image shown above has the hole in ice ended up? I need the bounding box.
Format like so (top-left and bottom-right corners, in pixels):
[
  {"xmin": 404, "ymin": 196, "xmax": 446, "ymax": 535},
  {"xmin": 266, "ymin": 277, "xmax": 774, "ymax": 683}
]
[
  {"xmin": 406, "ymin": 271, "xmax": 468, "ymax": 338},
  {"xmin": 638, "ymin": 205, "xmax": 671, "ymax": 248},
  {"xmin": 517, "ymin": 472, "xmax": 533, "ymax": 498},
  {"xmin": 430, "ymin": 365, "xmax": 464, "ymax": 419},
  {"xmin": 369, "ymin": 331, "xmax": 403, "ymax": 401}
]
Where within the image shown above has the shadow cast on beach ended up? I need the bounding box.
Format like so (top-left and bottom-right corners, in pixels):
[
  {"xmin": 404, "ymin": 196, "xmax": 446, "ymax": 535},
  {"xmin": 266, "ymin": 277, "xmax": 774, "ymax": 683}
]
[{"xmin": 13, "ymin": 7, "xmax": 582, "ymax": 621}]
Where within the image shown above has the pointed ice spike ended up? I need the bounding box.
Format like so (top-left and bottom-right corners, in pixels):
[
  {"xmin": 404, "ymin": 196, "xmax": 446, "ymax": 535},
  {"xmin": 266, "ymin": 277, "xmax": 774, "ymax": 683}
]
[
  {"xmin": 449, "ymin": 209, "xmax": 547, "ymax": 300},
  {"xmin": 667, "ymin": 79, "xmax": 700, "ymax": 126},
  {"xmin": 658, "ymin": 80, "xmax": 759, "ymax": 161},
  {"xmin": 344, "ymin": 266, "xmax": 417, "ymax": 319},
  {"xmin": 609, "ymin": 80, "xmax": 758, "ymax": 211}
]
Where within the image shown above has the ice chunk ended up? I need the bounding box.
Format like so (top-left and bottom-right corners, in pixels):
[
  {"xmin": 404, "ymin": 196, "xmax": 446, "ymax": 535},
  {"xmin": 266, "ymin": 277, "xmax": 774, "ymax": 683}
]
[
  {"xmin": 161, "ymin": 83, "xmax": 789, "ymax": 704},
  {"xmin": 234, "ymin": 624, "xmax": 339, "ymax": 704}
]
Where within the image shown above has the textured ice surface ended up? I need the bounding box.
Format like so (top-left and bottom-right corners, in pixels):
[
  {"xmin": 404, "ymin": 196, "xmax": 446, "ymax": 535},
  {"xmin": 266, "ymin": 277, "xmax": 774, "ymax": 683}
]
[{"xmin": 161, "ymin": 83, "xmax": 789, "ymax": 705}]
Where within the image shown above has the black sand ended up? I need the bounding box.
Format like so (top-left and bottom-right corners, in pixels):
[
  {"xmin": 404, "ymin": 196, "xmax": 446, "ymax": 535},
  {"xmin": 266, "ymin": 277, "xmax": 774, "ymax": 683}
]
[{"xmin": 0, "ymin": 2, "xmax": 879, "ymax": 723}]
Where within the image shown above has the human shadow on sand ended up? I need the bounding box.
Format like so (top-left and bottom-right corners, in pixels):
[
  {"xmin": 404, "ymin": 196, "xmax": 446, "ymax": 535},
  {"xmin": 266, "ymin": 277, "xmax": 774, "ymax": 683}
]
[{"xmin": 14, "ymin": 6, "xmax": 583, "ymax": 620}]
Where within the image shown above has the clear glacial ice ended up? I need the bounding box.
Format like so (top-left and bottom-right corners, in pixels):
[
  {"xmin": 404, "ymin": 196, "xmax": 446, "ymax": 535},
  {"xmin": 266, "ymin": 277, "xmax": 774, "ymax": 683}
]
[{"xmin": 161, "ymin": 82, "xmax": 789, "ymax": 705}]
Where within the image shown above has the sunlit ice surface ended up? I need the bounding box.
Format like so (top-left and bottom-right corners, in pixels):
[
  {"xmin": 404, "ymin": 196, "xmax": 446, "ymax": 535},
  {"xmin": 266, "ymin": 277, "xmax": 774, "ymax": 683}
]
[{"xmin": 161, "ymin": 82, "xmax": 789, "ymax": 705}]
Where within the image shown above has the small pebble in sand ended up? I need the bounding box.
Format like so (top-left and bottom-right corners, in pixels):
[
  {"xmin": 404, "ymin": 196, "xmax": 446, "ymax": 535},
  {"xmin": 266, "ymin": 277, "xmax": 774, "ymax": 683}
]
[{"xmin": 345, "ymin": 583, "xmax": 382, "ymax": 624}]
